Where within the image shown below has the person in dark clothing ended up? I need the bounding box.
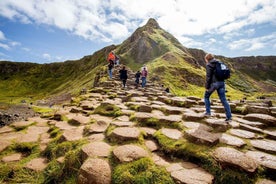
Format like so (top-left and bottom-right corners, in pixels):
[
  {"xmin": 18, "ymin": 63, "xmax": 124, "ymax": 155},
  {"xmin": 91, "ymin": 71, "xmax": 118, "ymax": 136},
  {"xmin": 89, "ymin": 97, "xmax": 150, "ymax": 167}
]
[
  {"xmin": 119, "ymin": 65, "xmax": 128, "ymax": 88},
  {"xmin": 204, "ymin": 53, "xmax": 232, "ymax": 122},
  {"xmin": 135, "ymin": 70, "xmax": 141, "ymax": 88}
]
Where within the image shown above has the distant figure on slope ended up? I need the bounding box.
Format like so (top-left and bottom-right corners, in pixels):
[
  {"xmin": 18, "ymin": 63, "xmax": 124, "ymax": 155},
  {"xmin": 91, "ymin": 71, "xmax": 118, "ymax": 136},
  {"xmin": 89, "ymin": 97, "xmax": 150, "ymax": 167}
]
[
  {"xmin": 141, "ymin": 64, "xmax": 148, "ymax": 72},
  {"xmin": 135, "ymin": 70, "xmax": 141, "ymax": 88},
  {"xmin": 204, "ymin": 53, "xmax": 232, "ymax": 122},
  {"xmin": 141, "ymin": 66, "xmax": 148, "ymax": 88},
  {"xmin": 107, "ymin": 51, "xmax": 115, "ymax": 79},
  {"xmin": 115, "ymin": 55, "xmax": 120, "ymax": 66},
  {"xmin": 119, "ymin": 65, "xmax": 128, "ymax": 88}
]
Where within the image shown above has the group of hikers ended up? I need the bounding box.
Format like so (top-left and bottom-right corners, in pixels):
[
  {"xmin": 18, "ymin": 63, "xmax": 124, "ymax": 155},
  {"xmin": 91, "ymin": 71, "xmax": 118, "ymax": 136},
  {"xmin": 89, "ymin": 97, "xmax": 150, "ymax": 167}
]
[
  {"xmin": 107, "ymin": 51, "xmax": 148, "ymax": 89},
  {"xmin": 107, "ymin": 51, "xmax": 232, "ymax": 123}
]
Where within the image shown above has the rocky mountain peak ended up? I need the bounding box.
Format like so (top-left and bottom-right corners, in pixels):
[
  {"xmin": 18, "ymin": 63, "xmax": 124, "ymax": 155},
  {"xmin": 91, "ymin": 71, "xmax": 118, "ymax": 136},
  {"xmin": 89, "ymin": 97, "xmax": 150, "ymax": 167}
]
[{"xmin": 144, "ymin": 18, "xmax": 161, "ymax": 29}]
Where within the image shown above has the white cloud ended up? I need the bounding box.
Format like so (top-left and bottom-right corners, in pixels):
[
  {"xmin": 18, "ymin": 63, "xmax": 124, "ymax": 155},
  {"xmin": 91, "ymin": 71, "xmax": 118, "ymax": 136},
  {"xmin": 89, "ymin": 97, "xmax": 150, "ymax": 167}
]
[
  {"xmin": 0, "ymin": 0, "xmax": 273, "ymax": 40},
  {"xmin": 0, "ymin": 0, "xmax": 275, "ymax": 58},
  {"xmin": 22, "ymin": 47, "xmax": 30, "ymax": 52},
  {"xmin": 10, "ymin": 41, "xmax": 21, "ymax": 46},
  {"xmin": 228, "ymin": 32, "xmax": 276, "ymax": 51},
  {"xmin": 0, "ymin": 42, "xmax": 10, "ymax": 50},
  {"xmin": 0, "ymin": 31, "xmax": 6, "ymax": 40},
  {"xmin": 42, "ymin": 53, "xmax": 51, "ymax": 60},
  {"xmin": 246, "ymin": 42, "xmax": 264, "ymax": 51}
]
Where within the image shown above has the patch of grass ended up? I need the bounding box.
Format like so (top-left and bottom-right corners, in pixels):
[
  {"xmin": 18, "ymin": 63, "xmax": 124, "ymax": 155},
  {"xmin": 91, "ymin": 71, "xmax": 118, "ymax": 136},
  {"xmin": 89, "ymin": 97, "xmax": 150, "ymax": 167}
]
[
  {"xmin": 112, "ymin": 157, "xmax": 174, "ymax": 184},
  {"xmin": 48, "ymin": 126, "xmax": 61, "ymax": 138},
  {"xmin": 43, "ymin": 146, "xmax": 83, "ymax": 183},
  {"xmin": 0, "ymin": 141, "xmax": 43, "ymax": 183},
  {"xmin": 133, "ymin": 117, "xmax": 181, "ymax": 129},
  {"xmin": 93, "ymin": 103, "xmax": 122, "ymax": 117},
  {"xmin": 8, "ymin": 142, "xmax": 39, "ymax": 156},
  {"xmin": 42, "ymin": 138, "xmax": 87, "ymax": 160}
]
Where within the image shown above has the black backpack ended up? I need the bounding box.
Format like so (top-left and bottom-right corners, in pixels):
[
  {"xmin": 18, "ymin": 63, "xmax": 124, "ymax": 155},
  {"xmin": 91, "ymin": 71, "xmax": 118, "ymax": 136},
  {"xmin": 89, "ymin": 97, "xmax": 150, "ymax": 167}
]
[{"xmin": 215, "ymin": 61, "xmax": 230, "ymax": 81}]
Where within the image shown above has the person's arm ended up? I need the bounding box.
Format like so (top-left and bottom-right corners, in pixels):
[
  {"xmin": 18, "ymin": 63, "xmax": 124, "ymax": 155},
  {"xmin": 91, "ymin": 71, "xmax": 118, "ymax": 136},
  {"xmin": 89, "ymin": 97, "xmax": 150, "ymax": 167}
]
[{"xmin": 205, "ymin": 64, "xmax": 213, "ymax": 90}]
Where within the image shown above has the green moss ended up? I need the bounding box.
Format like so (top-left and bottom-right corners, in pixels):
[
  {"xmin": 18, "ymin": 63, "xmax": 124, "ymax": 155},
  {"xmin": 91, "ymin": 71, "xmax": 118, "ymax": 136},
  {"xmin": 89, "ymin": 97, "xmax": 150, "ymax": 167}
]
[
  {"xmin": 42, "ymin": 137, "xmax": 87, "ymax": 160},
  {"xmin": 93, "ymin": 103, "xmax": 122, "ymax": 117},
  {"xmin": 48, "ymin": 126, "xmax": 61, "ymax": 138},
  {"xmin": 8, "ymin": 142, "xmax": 39, "ymax": 156},
  {"xmin": 43, "ymin": 160, "xmax": 64, "ymax": 184},
  {"xmin": 43, "ymin": 146, "xmax": 83, "ymax": 183},
  {"xmin": 112, "ymin": 157, "xmax": 174, "ymax": 184}
]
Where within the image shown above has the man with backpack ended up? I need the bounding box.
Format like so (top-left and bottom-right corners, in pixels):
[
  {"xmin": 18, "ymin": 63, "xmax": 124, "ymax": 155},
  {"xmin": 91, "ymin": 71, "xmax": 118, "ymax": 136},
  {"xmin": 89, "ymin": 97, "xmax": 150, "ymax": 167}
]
[
  {"xmin": 135, "ymin": 70, "xmax": 141, "ymax": 89},
  {"xmin": 119, "ymin": 65, "xmax": 128, "ymax": 88},
  {"xmin": 204, "ymin": 53, "xmax": 232, "ymax": 122}
]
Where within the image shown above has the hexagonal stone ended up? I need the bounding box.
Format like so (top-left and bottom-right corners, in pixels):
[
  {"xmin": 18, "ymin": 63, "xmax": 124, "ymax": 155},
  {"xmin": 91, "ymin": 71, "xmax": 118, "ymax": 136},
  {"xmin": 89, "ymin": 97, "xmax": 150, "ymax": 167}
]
[
  {"xmin": 229, "ymin": 129, "xmax": 256, "ymax": 139},
  {"xmin": 113, "ymin": 144, "xmax": 149, "ymax": 162},
  {"xmin": 25, "ymin": 158, "xmax": 48, "ymax": 171},
  {"xmin": 81, "ymin": 142, "xmax": 111, "ymax": 160},
  {"xmin": 204, "ymin": 119, "xmax": 229, "ymax": 132},
  {"xmin": 109, "ymin": 127, "xmax": 140, "ymax": 142},
  {"xmin": 162, "ymin": 105, "xmax": 184, "ymax": 114},
  {"xmin": 250, "ymin": 139, "xmax": 276, "ymax": 154},
  {"xmin": 145, "ymin": 140, "xmax": 159, "ymax": 151},
  {"xmin": 182, "ymin": 111, "xmax": 205, "ymax": 121},
  {"xmin": 244, "ymin": 114, "xmax": 276, "ymax": 126},
  {"xmin": 246, "ymin": 151, "xmax": 276, "ymax": 171},
  {"xmin": 157, "ymin": 115, "xmax": 182, "ymax": 123},
  {"xmin": 2, "ymin": 153, "xmax": 23, "ymax": 162},
  {"xmin": 161, "ymin": 128, "xmax": 183, "ymax": 140},
  {"xmin": 67, "ymin": 114, "xmax": 91, "ymax": 125},
  {"xmin": 60, "ymin": 127, "xmax": 84, "ymax": 142},
  {"xmin": 168, "ymin": 163, "xmax": 214, "ymax": 184},
  {"xmin": 182, "ymin": 121, "xmax": 213, "ymax": 132},
  {"xmin": 185, "ymin": 129, "xmax": 220, "ymax": 146},
  {"xmin": 78, "ymin": 158, "xmax": 111, "ymax": 184},
  {"xmin": 219, "ymin": 133, "xmax": 246, "ymax": 147},
  {"xmin": 213, "ymin": 147, "xmax": 257, "ymax": 172},
  {"xmin": 88, "ymin": 121, "xmax": 109, "ymax": 133}
]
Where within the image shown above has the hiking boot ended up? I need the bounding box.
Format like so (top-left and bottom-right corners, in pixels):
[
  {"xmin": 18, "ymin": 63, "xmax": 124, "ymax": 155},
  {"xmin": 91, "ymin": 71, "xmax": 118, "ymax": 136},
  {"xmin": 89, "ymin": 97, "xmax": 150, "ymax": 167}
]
[
  {"xmin": 204, "ymin": 113, "xmax": 211, "ymax": 117},
  {"xmin": 225, "ymin": 118, "xmax": 232, "ymax": 122}
]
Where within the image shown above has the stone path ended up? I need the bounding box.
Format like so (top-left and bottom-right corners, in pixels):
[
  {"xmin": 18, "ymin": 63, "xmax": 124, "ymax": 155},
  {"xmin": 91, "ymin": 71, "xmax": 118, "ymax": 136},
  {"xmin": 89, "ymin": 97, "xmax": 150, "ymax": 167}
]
[{"xmin": 0, "ymin": 65, "xmax": 276, "ymax": 183}]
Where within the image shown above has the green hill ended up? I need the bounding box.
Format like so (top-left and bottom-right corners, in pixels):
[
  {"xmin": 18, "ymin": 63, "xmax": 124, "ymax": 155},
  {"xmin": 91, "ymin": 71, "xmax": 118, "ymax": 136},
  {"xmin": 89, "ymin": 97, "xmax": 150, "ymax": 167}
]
[{"xmin": 0, "ymin": 18, "xmax": 275, "ymax": 105}]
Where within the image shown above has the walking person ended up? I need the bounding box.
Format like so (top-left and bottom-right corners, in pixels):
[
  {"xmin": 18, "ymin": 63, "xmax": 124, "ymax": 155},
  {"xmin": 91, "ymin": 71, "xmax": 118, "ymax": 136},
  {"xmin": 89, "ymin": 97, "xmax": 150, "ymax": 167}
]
[
  {"xmin": 119, "ymin": 65, "xmax": 128, "ymax": 88},
  {"xmin": 204, "ymin": 53, "xmax": 232, "ymax": 122},
  {"xmin": 135, "ymin": 70, "xmax": 141, "ymax": 88},
  {"xmin": 107, "ymin": 61, "xmax": 114, "ymax": 79},
  {"xmin": 141, "ymin": 66, "xmax": 148, "ymax": 88},
  {"xmin": 107, "ymin": 51, "xmax": 115, "ymax": 79}
]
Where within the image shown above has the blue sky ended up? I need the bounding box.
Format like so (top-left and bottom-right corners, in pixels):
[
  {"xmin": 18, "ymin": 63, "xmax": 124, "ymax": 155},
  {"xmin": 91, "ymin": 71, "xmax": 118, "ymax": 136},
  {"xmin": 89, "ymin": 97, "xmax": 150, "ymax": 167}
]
[{"xmin": 0, "ymin": 0, "xmax": 275, "ymax": 63}]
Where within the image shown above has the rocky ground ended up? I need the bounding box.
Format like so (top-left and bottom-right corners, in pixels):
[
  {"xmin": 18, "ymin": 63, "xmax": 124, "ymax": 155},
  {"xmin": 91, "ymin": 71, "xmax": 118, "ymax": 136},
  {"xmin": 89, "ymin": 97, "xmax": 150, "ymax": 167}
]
[
  {"xmin": 0, "ymin": 65, "xmax": 276, "ymax": 184},
  {"xmin": 0, "ymin": 104, "xmax": 37, "ymax": 127}
]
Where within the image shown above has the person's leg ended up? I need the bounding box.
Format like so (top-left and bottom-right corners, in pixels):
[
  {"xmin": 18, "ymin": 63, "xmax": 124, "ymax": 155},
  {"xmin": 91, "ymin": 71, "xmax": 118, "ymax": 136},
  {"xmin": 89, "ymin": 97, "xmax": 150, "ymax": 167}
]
[
  {"xmin": 141, "ymin": 77, "xmax": 145, "ymax": 87},
  {"xmin": 204, "ymin": 83, "xmax": 216, "ymax": 115},
  {"xmin": 204, "ymin": 90, "xmax": 212, "ymax": 115},
  {"xmin": 123, "ymin": 79, "xmax": 126, "ymax": 88},
  {"xmin": 108, "ymin": 69, "xmax": 112, "ymax": 79},
  {"xmin": 217, "ymin": 82, "xmax": 232, "ymax": 120}
]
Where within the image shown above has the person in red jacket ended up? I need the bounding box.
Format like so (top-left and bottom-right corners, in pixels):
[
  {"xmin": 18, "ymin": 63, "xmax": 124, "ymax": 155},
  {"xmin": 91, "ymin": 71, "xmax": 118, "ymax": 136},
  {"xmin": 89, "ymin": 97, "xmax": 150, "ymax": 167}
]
[
  {"xmin": 107, "ymin": 51, "xmax": 115, "ymax": 64},
  {"xmin": 107, "ymin": 51, "xmax": 115, "ymax": 79}
]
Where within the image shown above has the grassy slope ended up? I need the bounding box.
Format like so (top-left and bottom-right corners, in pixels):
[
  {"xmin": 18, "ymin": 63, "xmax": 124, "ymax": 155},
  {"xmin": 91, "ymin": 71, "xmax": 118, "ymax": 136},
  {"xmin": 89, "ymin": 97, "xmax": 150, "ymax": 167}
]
[{"xmin": 0, "ymin": 51, "xmax": 107, "ymax": 104}]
